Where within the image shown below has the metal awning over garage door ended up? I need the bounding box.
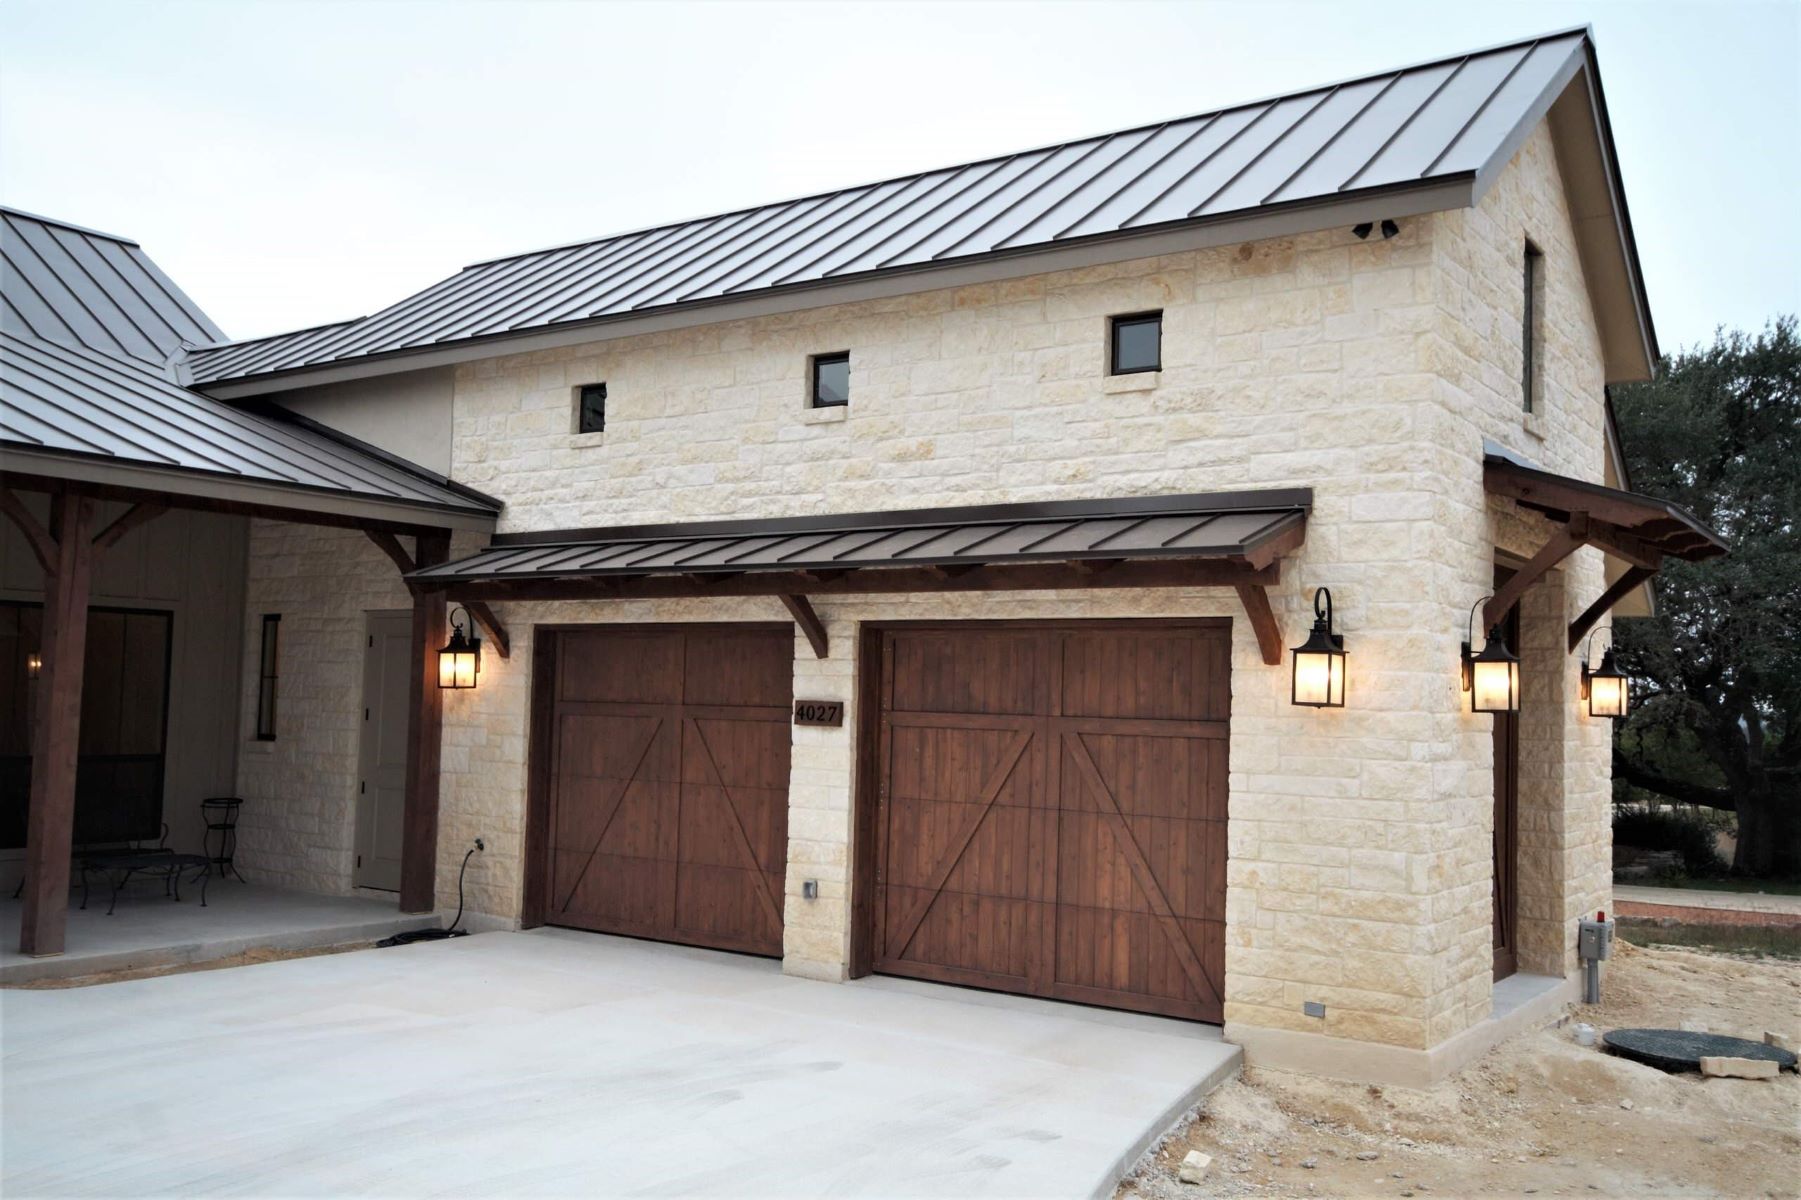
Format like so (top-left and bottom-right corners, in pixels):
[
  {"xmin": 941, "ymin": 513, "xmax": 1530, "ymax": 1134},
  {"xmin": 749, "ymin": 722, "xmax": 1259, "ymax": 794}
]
[{"xmin": 411, "ymin": 489, "xmax": 1311, "ymax": 664}]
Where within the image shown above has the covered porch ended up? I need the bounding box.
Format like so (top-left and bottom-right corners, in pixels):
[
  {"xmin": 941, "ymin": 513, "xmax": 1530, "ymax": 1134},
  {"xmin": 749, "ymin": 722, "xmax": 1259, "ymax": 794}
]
[{"xmin": 0, "ymin": 329, "xmax": 500, "ymax": 959}]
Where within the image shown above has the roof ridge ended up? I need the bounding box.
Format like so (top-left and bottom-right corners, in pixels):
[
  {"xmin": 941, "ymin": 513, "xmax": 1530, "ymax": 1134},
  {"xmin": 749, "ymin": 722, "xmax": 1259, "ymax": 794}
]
[{"xmin": 0, "ymin": 205, "xmax": 140, "ymax": 247}]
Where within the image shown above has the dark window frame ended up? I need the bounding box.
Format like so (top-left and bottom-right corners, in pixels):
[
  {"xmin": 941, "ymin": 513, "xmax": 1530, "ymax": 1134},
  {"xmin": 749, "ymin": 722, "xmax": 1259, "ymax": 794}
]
[
  {"xmin": 811, "ymin": 351, "xmax": 851, "ymax": 408},
  {"xmin": 255, "ymin": 614, "xmax": 280, "ymax": 741},
  {"xmin": 575, "ymin": 382, "xmax": 608, "ymax": 434},
  {"xmin": 1522, "ymin": 240, "xmax": 1544, "ymax": 414},
  {"xmin": 1109, "ymin": 311, "xmax": 1162, "ymax": 375}
]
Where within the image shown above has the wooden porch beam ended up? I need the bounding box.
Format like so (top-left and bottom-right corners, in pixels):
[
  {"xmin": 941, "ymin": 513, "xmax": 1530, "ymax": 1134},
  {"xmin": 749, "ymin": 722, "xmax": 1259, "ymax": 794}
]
[
  {"xmin": 399, "ymin": 532, "xmax": 451, "ymax": 915},
  {"xmin": 365, "ymin": 529, "xmax": 418, "ymax": 577},
  {"xmin": 1584, "ymin": 520, "xmax": 1664, "ymax": 572},
  {"xmin": 19, "ymin": 494, "xmax": 96, "ymax": 957},
  {"xmin": 1484, "ymin": 515, "xmax": 1589, "ymax": 630},
  {"xmin": 780, "ymin": 594, "xmax": 829, "ymax": 659},
  {"xmin": 1233, "ymin": 582, "xmax": 1284, "ymax": 667},
  {"xmin": 91, "ymin": 501, "xmax": 167, "ymax": 551},
  {"xmin": 1568, "ymin": 565, "xmax": 1655, "ymax": 653},
  {"xmin": 465, "ymin": 600, "xmax": 511, "ymax": 660},
  {"xmin": 0, "ymin": 487, "xmax": 56, "ymax": 573}
]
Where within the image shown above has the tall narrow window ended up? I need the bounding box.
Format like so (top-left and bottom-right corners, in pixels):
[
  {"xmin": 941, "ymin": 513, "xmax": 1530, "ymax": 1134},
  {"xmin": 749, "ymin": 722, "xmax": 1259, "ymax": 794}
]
[
  {"xmin": 1522, "ymin": 241, "xmax": 1544, "ymax": 413},
  {"xmin": 576, "ymin": 382, "xmax": 607, "ymax": 434},
  {"xmin": 255, "ymin": 614, "xmax": 280, "ymax": 741}
]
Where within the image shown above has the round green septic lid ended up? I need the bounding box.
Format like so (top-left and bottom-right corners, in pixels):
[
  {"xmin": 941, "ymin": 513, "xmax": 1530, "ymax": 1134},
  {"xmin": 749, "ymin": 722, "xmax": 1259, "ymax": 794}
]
[{"xmin": 1603, "ymin": 1028, "xmax": 1797, "ymax": 1073}]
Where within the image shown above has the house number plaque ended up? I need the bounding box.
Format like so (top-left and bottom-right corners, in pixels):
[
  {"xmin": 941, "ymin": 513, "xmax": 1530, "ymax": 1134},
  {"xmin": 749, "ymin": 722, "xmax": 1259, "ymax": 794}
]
[{"xmin": 793, "ymin": 699, "xmax": 845, "ymax": 727}]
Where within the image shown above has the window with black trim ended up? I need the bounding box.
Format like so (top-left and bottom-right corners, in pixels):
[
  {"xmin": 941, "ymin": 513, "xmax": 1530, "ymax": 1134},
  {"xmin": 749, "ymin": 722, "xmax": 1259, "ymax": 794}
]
[
  {"xmin": 1522, "ymin": 241, "xmax": 1543, "ymax": 413},
  {"xmin": 255, "ymin": 614, "xmax": 280, "ymax": 741},
  {"xmin": 1110, "ymin": 311, "xmax": 1161, "ymax": 375},
  {"xmin": 811, "ymin": 352, "xmax": 850, "ymax": 408},
  {"xmin": 576, "ymin": 382, "xmax": 607, "ymax": 434}
]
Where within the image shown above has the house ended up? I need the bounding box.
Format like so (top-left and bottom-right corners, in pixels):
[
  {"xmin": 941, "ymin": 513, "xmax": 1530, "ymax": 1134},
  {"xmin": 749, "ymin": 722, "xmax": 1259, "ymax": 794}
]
[{"xmin": 0, "ymin": 27, "xmax": 1724, "ymax": 1085}]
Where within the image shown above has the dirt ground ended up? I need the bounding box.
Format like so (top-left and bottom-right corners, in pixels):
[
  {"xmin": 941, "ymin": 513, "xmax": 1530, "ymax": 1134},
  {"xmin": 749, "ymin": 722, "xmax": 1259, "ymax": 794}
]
[{"xmin": 1117, "ymin": 941, "xmax": 1800, "ymax": 1200}]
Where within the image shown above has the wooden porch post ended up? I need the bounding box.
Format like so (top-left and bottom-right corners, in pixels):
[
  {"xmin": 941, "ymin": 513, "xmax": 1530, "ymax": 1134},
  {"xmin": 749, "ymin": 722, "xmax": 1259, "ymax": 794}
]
[
  {"xmin": 20, "ymin": 494, "xmax": 96, "ymax": 956},
  {"xmin": 398, "ymin": 532, "xmax": 451, "ymax": 914}
]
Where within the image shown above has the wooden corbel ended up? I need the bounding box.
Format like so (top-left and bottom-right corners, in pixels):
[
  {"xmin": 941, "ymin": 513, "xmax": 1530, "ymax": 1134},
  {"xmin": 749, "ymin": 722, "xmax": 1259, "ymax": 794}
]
[
  {"xmin": 91, "ymin": 502, "xmax": 168, "ymax": 551},
  {"xmin": 465, "ymin": 600, "xmax": 511, "ymax": 660},
  {"xmin": 1233, "ymin": 582, "xmax": 1284, "ymax": 666},
  {"xmin": 365, "ymin": 529, "xmax": 418, "ymax": 576},
  {"xmin": 1567, "ymin": 565, "xmax": 1655, "ymax": 652},
  {"xmin": 780, "ymin": 594, "xmax": 829, "ymax": 659},
  {"xmin": 1484, "ymin": 514, "xmax": 1590, "ymax": 630},
  {"xmin": 0, "ymin": 488, "xmax": 56, "ymax": 573}
]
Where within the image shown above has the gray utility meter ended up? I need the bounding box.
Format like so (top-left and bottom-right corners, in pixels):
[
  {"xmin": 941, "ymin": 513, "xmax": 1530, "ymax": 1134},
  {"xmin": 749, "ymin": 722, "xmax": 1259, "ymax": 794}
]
[{"xmin": 1577, "ymin": 911, "xmax": 1615, "ymax": 1003}]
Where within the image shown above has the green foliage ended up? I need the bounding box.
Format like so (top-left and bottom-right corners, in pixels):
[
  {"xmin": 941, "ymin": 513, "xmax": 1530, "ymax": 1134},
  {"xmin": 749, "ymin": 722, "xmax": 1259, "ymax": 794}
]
[
  {"xmin": 1610, "ymin": 317, "xmax": 1801, "ymax": 875},
  {"xmin": 1613, "ymin": 806, "xmax": 1726, "ymax": 876}
]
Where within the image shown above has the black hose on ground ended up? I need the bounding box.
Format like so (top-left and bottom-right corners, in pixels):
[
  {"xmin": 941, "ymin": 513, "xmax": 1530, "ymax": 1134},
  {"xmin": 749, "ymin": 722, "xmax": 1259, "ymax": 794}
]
[{"xmin": 377, "ymin": 841, "xmax": 481, "ymax": 947}]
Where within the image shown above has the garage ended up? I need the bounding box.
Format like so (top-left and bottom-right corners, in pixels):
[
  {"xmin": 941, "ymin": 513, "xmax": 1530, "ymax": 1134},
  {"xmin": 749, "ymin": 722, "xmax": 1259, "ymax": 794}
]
[
  {"xmin": 865, "ymin": 621, "xmax": 1228, "ymax": 1022},
  {"xmin": 536, "ymin": 624, "xmax": 792, "ymax": 957}
]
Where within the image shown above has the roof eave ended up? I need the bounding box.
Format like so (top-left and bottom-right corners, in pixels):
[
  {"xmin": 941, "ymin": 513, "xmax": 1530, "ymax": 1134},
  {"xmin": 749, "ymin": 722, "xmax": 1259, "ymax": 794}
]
[{"xmin": 2, "ymin": 446, "xmax": 500, "ymax": 533}]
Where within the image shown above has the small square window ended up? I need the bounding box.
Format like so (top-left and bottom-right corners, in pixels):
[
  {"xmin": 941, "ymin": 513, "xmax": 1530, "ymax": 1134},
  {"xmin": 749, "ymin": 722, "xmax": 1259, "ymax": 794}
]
[
  {"xmin": 811, "ymin": 352, "xmax": 850, "ymax": 408},
  {"xmin": 1110, "ymin": 312, "xmax": 1161, "ymax": 375},
  {"xmin": 576, "ymin": 383, "xmax": 607, "ymax": 434}
]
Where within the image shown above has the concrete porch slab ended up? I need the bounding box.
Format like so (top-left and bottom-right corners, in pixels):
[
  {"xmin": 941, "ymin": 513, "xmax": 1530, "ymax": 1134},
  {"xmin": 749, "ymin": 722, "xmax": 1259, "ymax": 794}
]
[
  {"xmin": 0, "ymin": 884, "xmax": 438, "ymax": 984},
  {"xmin": 0, "ymin": 927, "xmax": 1239, "ymax": 1198}
]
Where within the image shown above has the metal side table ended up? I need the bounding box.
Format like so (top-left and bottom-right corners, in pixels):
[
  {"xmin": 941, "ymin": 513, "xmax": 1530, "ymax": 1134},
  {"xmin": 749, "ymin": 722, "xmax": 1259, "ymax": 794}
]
[{"xmin": 201, "ymin": 796, "xmax": 247, "ymax": 883}]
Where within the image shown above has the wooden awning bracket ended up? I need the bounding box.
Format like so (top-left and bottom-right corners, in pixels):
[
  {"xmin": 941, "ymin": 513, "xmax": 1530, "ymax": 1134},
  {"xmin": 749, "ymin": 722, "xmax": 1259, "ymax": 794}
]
[
  {"xmin": 92, "ymin": 502, "xmax": 167, "ymax": 551},
  {"xmin": 466, "ymin": 600, "xmax": 511, "ymax": 660},
  {"xmin": 781, "ymin": 594, "xmax": 829, "ymax": 659},
  {"xmin": 366, "ymin": 529, "xmax": 418, "ymax": 576},
  {"xmin": 0, "ymin": 487, "xmax": 56, "ymax": 573},
  {"xmin": 1233, "ymin": 583, "xmax": 1284, "ymax": 667},
  {"xmin": 1567, "ymin": 565, "xmax": 1654, "ymax": 652}
]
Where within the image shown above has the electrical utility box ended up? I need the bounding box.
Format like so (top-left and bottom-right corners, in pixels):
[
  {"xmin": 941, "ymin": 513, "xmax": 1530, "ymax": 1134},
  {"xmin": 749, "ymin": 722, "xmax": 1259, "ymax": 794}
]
[{"xmin": 1578, "ymin": 914, "xmax": 1615, "ymax": 961}]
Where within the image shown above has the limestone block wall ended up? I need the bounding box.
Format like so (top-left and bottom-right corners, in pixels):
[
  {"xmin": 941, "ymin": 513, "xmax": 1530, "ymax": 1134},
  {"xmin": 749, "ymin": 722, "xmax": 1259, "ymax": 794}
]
[{"xmin": 1427, "ymin": 120, "xmax": 1615, "ymax": 1040}]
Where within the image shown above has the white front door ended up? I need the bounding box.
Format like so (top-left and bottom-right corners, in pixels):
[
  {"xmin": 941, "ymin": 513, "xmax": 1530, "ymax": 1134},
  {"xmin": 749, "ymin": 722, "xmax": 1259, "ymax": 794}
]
[{"xmin": 354, "ymin": 611, "xmax": 412, "ymax": 891}]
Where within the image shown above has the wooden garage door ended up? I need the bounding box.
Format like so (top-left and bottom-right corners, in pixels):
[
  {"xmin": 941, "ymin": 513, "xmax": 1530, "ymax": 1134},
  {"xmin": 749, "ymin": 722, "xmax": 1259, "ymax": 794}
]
[
  {"xmin": 545, "ymin": 625, "xmax": 791, "ymax": 956},
  {"xmin": 871, "ymin": 622, "xmax": 1228, "ymax": 1021}
]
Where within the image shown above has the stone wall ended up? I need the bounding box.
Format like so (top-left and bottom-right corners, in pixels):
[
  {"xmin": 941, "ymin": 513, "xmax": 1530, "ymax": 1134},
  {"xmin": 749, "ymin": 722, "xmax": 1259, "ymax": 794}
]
[{"xmin": 239, "ymin": 114, "xmax": 1617, "ymax": 1064}]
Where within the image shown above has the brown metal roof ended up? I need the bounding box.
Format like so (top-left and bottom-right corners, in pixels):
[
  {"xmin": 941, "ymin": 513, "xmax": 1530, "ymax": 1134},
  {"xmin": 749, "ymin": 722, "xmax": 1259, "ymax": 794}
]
[
  {"xmin": 1483, "ymin": 453, "xmax": 1725, "ymax": 561},
  {"xmin": 186, "ymin": 29, "xmax": 1657, "ymax": 389},
  {"xmin": 411, "ymin": 490, "xmax": 1309, "ymax": 586}
]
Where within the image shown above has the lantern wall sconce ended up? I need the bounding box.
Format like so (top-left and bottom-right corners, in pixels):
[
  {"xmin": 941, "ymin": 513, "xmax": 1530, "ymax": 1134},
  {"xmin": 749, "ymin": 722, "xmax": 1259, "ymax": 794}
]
[
  {"xmin": 1580, "ymin": 631, "xmax": 1630, "ymax": 720},
  {"xmin": 1461, "ymin": 596, "xmax": 1520, "ymax": 714},
  {"xmin": 25, "ymin": 652, "xmax": 42, "ymax": 680},
  {"xmin": 437, "ymin": 606, "xmax": 482, "ymax": 689},
  {"xmin": 1290, "ymin": 587, "xmax": 1347, "ymax": 708}
]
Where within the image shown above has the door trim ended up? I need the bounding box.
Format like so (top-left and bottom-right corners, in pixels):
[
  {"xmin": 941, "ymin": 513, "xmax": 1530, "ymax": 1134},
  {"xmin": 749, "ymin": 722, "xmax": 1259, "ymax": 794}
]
[
  {"xmin": 848, "ymin": 617, "xmax": 1232, "ymax": 989},
  {"xmin": 353, "ymin": 610, "xmax": 412, "ymax": 892}
]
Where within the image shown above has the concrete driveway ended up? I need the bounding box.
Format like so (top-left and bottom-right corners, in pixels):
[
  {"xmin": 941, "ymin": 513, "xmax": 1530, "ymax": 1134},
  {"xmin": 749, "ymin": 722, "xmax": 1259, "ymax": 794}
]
[{"xmin": 2, "ymin": 928, "xmax": 1237, "ymax": 1198}]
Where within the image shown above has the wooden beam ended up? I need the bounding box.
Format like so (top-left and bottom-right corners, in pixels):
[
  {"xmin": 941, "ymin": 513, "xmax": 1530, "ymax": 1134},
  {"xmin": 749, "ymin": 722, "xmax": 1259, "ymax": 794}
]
[
  {"xmin": 465, "ymin": 600, "xmax": 511, "ymax": 660},
  {"xmin": 1484, "ymin": 515, "xmax": 1589, "ymax": 630},
  {"xmin": 1244, "ymin": 518, "xmax": 1307, "ymax": 570},
  {"xmin": 90, "ymin": 501, "xmax": 167, "ymax": 551},
  {"xmin": 19, "ymin": 494, "xmax": 95, "ymax": 956},
  {"xmin": 365, "ymin": 529, "xmax": 417, "ymax": 577},
  {"xmin": 1568, "ymin": 565, "xmax": 1655, "ymax": 653},
  {"xmin": 1233, "ymin": 582, "xmax": 1283, "ymax": 667},
  {"xmin": 780, "ymin": 594, "xmax": 829, "ymax": 659},
  {"xmin": 399, "ymin": 532, "xmax": 451, "ymax": 915},
  {"xmin": 1584, "ymin": 520, "xmax": 1664, "ymax": 572},
  {"xmin": 0, "ymin": 488, "xmax": 56, "ymax": 573},
  {"xmin": 436, "ymin": 557, "xmax": 1280, "ymax": 606}
]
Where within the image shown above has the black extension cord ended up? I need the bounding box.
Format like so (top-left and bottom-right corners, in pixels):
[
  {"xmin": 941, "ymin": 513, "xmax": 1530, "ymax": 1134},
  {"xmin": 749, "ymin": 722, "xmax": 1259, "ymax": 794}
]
[{"xmin": 378, "ymin": 839, "xmax": 482, "ymax": 947}]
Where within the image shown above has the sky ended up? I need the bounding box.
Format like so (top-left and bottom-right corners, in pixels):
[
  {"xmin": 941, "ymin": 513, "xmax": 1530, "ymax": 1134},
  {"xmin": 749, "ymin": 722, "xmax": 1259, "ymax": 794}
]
[{"xmin": 2, "ymin": 0, "xmax": 1796, "ymax": 351}]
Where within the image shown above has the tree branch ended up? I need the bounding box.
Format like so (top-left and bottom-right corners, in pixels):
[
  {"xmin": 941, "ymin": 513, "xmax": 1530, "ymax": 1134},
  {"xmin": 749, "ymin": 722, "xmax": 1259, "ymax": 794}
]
[{"xmin": 1613, "ymin": 750, "xmax": 1737, "ymax": 813}]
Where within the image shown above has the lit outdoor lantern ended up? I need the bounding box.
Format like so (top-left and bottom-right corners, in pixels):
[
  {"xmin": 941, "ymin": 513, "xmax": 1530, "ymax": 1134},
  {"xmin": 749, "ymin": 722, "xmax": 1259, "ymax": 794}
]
[
  {"xmin": 1290, "ymin": 587, "xmax": 1346, "ymax": 708},
  {"xmin": 26, "ymin": 652, "xmax": 41, "ymax": 680},
  {"xmin": 1462, "ymin": 597, "xmax": 1520, "ymax": 714},
  {"xmin": 1581, "ymin": 634, "xmax": 1630, "ymax": 720},
  {"xmin": 438, "ymin": 606, "xmax": 482, "ymax": 689}
]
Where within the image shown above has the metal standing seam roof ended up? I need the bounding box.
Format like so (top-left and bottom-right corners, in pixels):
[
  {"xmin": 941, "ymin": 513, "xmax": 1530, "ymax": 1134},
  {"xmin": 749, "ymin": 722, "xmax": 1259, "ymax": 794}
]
[
  {"xmin": 1, "ymin": 208, "xmax": 224, "ymax": 368},
  {"xmin": 1482, "ymin": 453, "xmax": 1726, "ymax": 561},
  {"xmin": 0, "ymin": 328, "xmax": 500, "ymax": 523},
  {"xmin": 408, "ymin": 490, "xmax": 1310, "ymax": 586},
  {"xmin": 187, "ymin": 29, "xmax": 1601, "ymax": 386}
]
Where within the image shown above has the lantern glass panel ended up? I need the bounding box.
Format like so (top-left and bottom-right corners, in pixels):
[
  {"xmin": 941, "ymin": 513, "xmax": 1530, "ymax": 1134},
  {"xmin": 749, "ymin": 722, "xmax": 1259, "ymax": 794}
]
[
  {"xmin": 1588, "ymin": 673, "xmax": 1628, "ymax": 719},
  {"xmin": 453, "ymin": 649, "xmax": 478, "ymax": 689},
  {"xmin": 1292, "ymin": 649, "xmax": 1345, "ymax": 707},
  {"xmin": 1471, "ymin": 657, "xmax": 1519, "ymax": 713},
  {"xmin": 438, "ymin": 649, "xmax": 459, "ymax": 689}
]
